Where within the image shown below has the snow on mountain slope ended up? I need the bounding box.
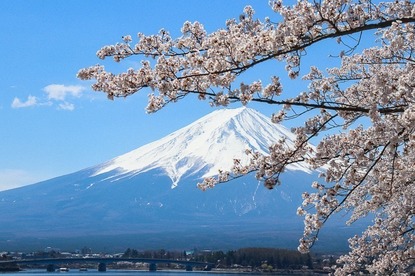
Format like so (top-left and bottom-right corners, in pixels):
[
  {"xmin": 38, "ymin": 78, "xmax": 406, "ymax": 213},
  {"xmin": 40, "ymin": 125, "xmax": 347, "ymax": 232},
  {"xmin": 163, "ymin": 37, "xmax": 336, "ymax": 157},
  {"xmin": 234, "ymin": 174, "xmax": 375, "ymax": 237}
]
[
  {"xmin": 93, "ymin": 107, "xmax": 312, "ymax": 187},
  {"xmin": 0, "ymin": 107, "xmax": 349, "ymax": 252}
]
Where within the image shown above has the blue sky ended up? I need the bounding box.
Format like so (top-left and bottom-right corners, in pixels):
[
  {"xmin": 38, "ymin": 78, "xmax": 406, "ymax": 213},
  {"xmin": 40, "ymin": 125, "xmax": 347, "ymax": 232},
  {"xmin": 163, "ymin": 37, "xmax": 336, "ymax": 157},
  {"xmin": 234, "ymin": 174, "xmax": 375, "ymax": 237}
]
[
  {"xmin": 1, "ymin": 1, "xmax": 284, "ymax": 191},
  {"xmin": 0, "ymin": 0, "xmax": 357, "ymax": 191}
]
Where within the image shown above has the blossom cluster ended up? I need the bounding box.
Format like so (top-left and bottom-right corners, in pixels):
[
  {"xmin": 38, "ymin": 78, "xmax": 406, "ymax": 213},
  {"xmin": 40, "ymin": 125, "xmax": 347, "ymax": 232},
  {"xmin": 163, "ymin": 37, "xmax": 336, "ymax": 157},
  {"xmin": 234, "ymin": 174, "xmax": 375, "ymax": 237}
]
[{"xmin": 79, "ymin": 1, "xmax": 415, "ymax": 274}]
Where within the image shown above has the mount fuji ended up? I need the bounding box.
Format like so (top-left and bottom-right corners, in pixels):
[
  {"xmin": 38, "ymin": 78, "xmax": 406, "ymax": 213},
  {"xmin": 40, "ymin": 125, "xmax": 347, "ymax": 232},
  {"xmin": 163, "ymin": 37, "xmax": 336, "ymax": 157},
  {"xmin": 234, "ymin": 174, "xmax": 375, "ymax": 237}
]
[
  {"xmin": 0, "ymin": 107, "xmax": 353, "ymax": 252},
  {"xmin": 92, "ymin": 107, "xmax": 312, "ymax": 187}
]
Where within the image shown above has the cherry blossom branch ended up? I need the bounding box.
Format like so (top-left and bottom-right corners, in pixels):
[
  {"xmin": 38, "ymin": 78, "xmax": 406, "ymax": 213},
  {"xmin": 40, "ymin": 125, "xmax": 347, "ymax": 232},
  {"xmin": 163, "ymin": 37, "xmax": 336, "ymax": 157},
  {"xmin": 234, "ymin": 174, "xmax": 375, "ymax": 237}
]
[{"xmin": 79, "ymin": 1, "xmax": 415, "ymax": 273}]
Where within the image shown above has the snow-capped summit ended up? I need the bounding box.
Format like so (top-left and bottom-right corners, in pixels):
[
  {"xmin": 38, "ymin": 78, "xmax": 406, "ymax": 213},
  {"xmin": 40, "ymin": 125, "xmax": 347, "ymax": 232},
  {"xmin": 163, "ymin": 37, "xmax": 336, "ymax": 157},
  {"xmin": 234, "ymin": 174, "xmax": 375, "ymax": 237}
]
[
  {"xmin": 0, "ymin": 107, "xmax": 344, "ymax": 252},
  {"xmin": 93, "ymin": 107, "xmax": 311, "ymax": 187}
]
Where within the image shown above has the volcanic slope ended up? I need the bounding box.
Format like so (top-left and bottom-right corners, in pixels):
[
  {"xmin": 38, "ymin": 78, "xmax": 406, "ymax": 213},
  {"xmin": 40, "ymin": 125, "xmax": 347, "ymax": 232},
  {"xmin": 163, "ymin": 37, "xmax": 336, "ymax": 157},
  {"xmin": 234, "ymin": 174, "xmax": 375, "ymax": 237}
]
[
  {"xmin": 92, "ymin": 107, "xmax": 312, "ymax": 187},
  {"xmin": 0, "ymin": 107, "xmax": 350, "ymax": 251}
]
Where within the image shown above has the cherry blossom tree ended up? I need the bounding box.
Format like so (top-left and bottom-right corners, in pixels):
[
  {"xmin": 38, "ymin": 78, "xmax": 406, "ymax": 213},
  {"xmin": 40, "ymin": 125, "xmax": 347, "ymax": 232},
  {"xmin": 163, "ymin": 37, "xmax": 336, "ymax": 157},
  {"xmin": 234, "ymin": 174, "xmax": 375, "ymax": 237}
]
[{"xmin": 78, "ymin": 1, "xmax": 415, "ymax": 274}]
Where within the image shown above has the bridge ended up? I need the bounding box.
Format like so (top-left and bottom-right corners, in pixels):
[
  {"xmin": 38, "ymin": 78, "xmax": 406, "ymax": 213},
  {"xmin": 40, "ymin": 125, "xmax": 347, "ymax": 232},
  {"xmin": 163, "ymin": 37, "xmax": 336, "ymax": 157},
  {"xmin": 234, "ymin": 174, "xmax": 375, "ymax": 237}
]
[{"xmin": 0, "ymin": 257, "xmax": 214, "ymax": 272}]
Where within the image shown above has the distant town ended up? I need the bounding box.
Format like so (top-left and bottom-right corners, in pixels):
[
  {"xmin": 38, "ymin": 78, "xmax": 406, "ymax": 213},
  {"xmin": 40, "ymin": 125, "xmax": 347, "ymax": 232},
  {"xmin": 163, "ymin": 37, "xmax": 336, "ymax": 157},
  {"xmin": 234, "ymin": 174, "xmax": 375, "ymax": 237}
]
[{"xmin": 0, "ymin": 246, "xmax": 338, "ymax": 274}]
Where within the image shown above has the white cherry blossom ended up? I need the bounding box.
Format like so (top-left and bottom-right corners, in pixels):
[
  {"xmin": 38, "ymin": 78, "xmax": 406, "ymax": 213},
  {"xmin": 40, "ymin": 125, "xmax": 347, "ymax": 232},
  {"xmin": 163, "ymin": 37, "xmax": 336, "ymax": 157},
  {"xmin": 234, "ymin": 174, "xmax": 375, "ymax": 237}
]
[{"xmin": 79, "ymin": 1, "xmax": 415, "ymax": 274}]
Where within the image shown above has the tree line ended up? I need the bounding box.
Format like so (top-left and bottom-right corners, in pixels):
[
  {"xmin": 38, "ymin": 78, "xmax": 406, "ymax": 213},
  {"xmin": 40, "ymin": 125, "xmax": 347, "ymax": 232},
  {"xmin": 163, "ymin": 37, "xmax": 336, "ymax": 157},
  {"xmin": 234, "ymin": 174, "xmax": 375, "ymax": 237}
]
[{"xmin": 122, "ymin": 247, "xmax": 313, "ymax": 269}]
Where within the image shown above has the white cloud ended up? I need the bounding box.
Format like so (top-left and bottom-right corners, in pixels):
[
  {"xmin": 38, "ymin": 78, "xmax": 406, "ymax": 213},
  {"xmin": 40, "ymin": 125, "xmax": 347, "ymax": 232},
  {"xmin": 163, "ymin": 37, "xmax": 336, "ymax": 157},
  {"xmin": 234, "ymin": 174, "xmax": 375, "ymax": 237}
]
[
  {"xmin": 11, "ymin": 84, "xmax": 87, "ymax": 111},
  {"xmin": 43, "ymin": 84, "xmax": 85, "ymax": 101},
  {"xmin": 0, "ymin": 169, "xmax": 44, "ymax": 191},
  {"xmin": 58, "ymin": 102, "xmax": 75, "ymax": 111},
  {"xmin": 11, "ymin": 95, "xmax": 38, "ymax": 108}
]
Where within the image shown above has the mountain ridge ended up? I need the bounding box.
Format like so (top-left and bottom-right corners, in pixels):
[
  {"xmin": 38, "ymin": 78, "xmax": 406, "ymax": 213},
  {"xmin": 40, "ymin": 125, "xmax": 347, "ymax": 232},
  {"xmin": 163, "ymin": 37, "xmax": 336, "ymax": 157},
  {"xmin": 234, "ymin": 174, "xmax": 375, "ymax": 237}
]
[
  {"xmin": 0, "ymin": 107, "xmax": 357, "ymax": 252},
  {"xmin": 92, "ymin": 107, "xmax": 311, "ymax": 188}
]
